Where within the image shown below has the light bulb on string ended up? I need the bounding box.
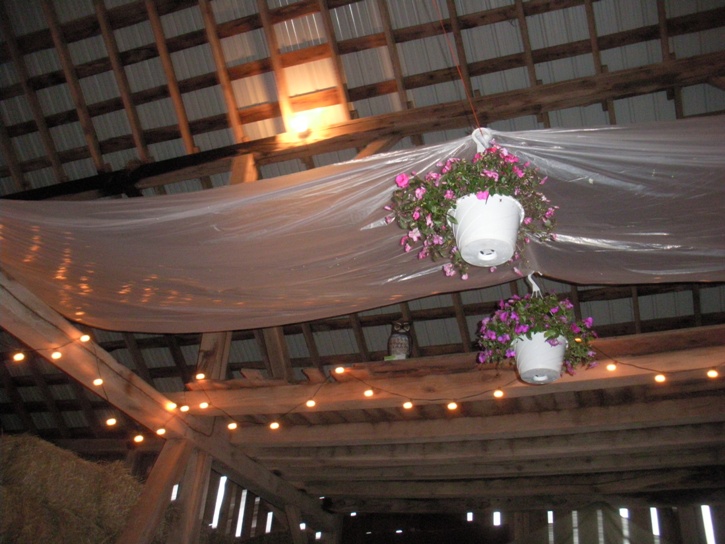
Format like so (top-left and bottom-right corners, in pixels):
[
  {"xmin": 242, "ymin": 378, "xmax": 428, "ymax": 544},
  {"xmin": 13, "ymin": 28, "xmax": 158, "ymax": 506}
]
[
  {"xmin": 334, "ymin": 366, "xmax": 345, "ymax": 375},
  {"xmin": 363, "ymin": 389, "xmax": 374, "ymax": 398},
  {"xmin": 199, "ymin": 402, "xmax": 209, "ymax": 409},
  {"xmin": 51, "ymin": 351, "xmax": 62, "ymax": 360},
  {"xmin": 606, "ymin": 362, "xmax": 617, "ymax": 372},
  {"xmin": 447, "ymin": 402, "xmax": 458, "ymax": 411},
  {"xmin": 79, "ymin": 334, "xmax": 91, "ymax": 343},
  {"xmin": 227, "ymin": 422, "xmax": 238, "ymax": 430},
  {"xmin": 179, "ymin": 405, "xmax": 190, "ymax": 413},
  {"xmin": 12, "ymin": 352, "xmax": 25, "ymax": 362},
  {"xmin": 654, "ymin": 374, "xmax": 666, "ymax": 383},
  {"xmin": 269, "ymin": 421, "xmax": 280, "ymax": 430},
  {"xmin": 156, "ymin": 428, "xmax": 166, "ymax": 436},
  {"xmin": 133, "ymin": 434, "xmax": 144, "ymax": 443},
  {"xmin": 195, "ymin": 372, "xmax": 206, "ymax": 380},
  {"xmin": 305, "ymin": 399, "xmax": 316, "ymax": 408},
  {"xmin": 707, "ymin": 368, "xmax": 719, "ymax": 379},
  {"xmin": 93, "ymin": 378, "xmax": 103, "ymax": 386},
  {"xmin": 402, "ymin": 401, "xmax": 413, "ymax": 410},
  {"xmin": 165, "ymin": 401, "xmax": 177, "ymax": 411},
  {"xmin": 493, "ymin": 389, "xmax": 504, "ymax": 398},
  {"xmin": 106, "ymin": 417, "xmax": 117, "ymax": 426}
]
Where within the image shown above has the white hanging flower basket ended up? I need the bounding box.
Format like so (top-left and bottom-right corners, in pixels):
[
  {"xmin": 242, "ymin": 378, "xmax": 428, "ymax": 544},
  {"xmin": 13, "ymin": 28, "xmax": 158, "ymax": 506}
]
[
  {"xmin": 513, "ymin": 332, "xmax": 567, "ymax": 384},
  {"xmin": 449, "ymin": 193, "xmax": 524, "ymax": 267}
]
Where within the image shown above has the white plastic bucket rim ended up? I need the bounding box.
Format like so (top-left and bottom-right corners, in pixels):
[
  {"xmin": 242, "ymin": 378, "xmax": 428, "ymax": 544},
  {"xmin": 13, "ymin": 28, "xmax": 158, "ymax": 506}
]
[
  {"xmin": 513, "ymin": 331, "xmax": 567, "ymax": 385},
  {"xmin": 448, "ymin": 193, "xmax": 524, "ymax": 267}
]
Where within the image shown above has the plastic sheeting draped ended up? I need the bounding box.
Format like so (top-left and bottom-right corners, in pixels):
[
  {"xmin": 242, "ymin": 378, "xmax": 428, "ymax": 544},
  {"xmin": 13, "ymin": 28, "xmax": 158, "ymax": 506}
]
[{"xmin": 1, "ymin": 117, "xmax": 724, "ymax": 333}]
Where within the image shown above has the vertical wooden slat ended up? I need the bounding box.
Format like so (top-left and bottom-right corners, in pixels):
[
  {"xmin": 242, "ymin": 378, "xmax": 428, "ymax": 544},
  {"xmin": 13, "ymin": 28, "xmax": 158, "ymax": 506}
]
[
  {"xmin": 94, "ymin": 0, "xmax": 150, "ymax": 163},
  {"xmin": 692, "ymin": 284, "xmax": 702, "ymax": 327},
  {"xmin": 658, "ymin": 507, "xmax": 684, "ymax": 544},
  {"xmin": 285, "ymin": 504, "xmax": 307, "ymax": 544},
  {"xmin": 116, "ymin": 438, "xmax": 193, "ymax": 544},
  {"xmin": 316, "ymin": 0, "xmax": 351, "ymax": 120},
  {"xmin": 0, "ymin": 118, "xmax": 28, "ymax": 192},
  {"xmin": 451, "ymin": 292, "xmax": 471, "ymax": 352},
  {"xmin": 198, "ymin": 0, "xmax": 245, "ymax": 143},
  {"xmin": 241, "ymin": 491, "xmax": 257, "ymax": 538},
  {"xmin": 0, "ymin": 2, "xmax": 66, "ymax": 184},
  {"xmin": 444, "ymin": 0, "xmax": 474, "ymax": 101},
  {"xmin": 629, "ymin": 507, "xmax": 655, "ymax": 544},
  {"xmin": 301, "ymin": 323, "xmax": 323, "ymax": 371},
  {"xmin": 514, "ymin": 0, "xmax": 550, "ymax": 128},
  {"xmin": 40, "ymin": 0, "xmax": 106, "ymax": 172},
  {"xmin": 257, "ymin": 0, "xmax": 294, "ymax": 131},
  {"xmin": 584, "ymin": 0, "xmax": 616, "ymax": 124},
  {"xmin": 631, "ymin": 286, "xmax": 642, "ymax": 334},
  {"xmin": 656, "ymin": 0, "xmax": 684, "ymax": 117},
  {"xmin": 349, "ymin": 313, "xmax": 370, "ymax": 361},
  {"xmin": 196, "ymin": 331, "xmax": 232, "ymax": 381},
  {"xmin": 145, "ymin": 0, "xmax": 196, "ymax": 155},
  {"xmin": 122, "ymin": 332, "xmax": 154, "ymax": 383},
  {"xmin": 165, "ymin": 448, "xmax": 213, "ymax": 544},
  {"xmin": 27, "ymin": 356, "xmax": 71, "ymax": 438},
  {"xmin": 262, "ymin": 326, "xmax": 295, "ymax": 382},
  {"xmin": 166, "ymin": 335, "xmax": 192, "ymax": 383}
]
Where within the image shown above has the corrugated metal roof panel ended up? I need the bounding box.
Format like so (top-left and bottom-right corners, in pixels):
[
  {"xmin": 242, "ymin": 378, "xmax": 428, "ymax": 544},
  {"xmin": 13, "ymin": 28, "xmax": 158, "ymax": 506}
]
[
  {"xmin": 222, "ymin": 28, "xmax": 268, "ymax": 64},
  {"xmin": 330, "ymin": 0, "xmax": 381, "ymax": 40},
  {"xmin": 160, "ymin": 5, "xmax": 204, "ymax": 37},
  {"xmin": 4, "ymin": 0, "xmax": 46, "ymax": 36},
  {"xmin": 0, "ymin": 95, "xmax": 32, "ymax": 124},
  {"xmin": 212, "ymin": 0, "xmax": 257, "ymax": 24},
  {"xmin": 68, "ymin": 35, "xmax": 108, "ymax": 65}
]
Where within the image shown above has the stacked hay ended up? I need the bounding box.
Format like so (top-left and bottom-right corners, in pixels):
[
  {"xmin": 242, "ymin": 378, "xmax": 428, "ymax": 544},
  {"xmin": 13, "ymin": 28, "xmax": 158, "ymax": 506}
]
[{"xmin": 0, "ymin": 434, "xmax": 169, "ymax": 544}]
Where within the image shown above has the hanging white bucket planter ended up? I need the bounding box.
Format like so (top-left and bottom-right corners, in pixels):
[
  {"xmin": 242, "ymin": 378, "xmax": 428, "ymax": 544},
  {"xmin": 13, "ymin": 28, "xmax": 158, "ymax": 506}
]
[
  {"xmin": 448, "ymin": 193, "xmax": 524, "ymax": 267},
  {"xmin": 513, "ymin": 332, "xmax": 567, "ymax": 385}
]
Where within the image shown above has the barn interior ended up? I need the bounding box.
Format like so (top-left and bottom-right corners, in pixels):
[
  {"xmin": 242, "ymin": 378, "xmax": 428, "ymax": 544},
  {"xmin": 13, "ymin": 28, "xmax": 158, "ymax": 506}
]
[{"xmin": 1, "ymin": 1, "xmax": 725, "ymax": 543}]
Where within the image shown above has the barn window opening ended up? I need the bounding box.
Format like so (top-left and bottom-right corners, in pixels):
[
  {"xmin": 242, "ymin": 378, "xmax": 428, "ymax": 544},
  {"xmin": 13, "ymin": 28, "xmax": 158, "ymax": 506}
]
[
  {"xmin": 650, "ymin": 507, "xmax": 661, "ymax": 544},
  {"xmin": 493, "ymin": 511, "xmax": 501, "ymax": 526},
  {"xmin": 572, "ymin": 511, "xmax": 579, "ymax": 544},
  {"xmin": 547, "ymin": 511, "xmax": 554, "ymax": 544},
  {"xmin": 702, "ymin": 505, "xmax": 717, "ymax": 544},
  {"xmin": 265, "ymin": 511, "xmax": 274, "ymax": 533},
  {"xmin": 170, "ymin": 484, "xmax": 179, "ymax": 501},
  {"xmin": 466, "ymin": 512, "xmax": 473, "ymax": 522},
  {"xmin": 620, "ymin": 508, "xmax": 631, "ymax": 544},
  {"xmin": 210, "ymin": 476, "xmax": 227, "ymax": 528},
  {"xmin": 235, "ymin": 490, "xmax": 248, "ymax": 537}
]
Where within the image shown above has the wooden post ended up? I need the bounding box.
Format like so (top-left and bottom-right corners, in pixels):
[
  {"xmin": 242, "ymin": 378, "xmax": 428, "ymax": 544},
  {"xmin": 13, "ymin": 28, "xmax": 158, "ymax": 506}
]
[
  {"xmin": 165, "ymin": 447, "xmax": 212, "ymax": 544},
  {"xmin": 116, "ymin": 438, "xmax": 193, "ymax": 544}
]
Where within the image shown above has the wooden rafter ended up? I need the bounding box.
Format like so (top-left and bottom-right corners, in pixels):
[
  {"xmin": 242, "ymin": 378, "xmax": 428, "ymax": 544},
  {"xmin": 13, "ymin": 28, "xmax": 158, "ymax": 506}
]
[
  {"xmin": 0, "ymin": 2, "xmax": 66, "ymax": 184},
  {"xmin": 40, "ymin": 0, "xmax": 106, "ymax": 172}
]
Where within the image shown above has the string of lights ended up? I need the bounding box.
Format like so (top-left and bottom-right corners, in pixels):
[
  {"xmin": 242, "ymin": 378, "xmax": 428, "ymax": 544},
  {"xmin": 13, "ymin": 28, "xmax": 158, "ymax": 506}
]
[{"xmin": 3, "ymin": 336, "xmax": 721, "ymax": 440}]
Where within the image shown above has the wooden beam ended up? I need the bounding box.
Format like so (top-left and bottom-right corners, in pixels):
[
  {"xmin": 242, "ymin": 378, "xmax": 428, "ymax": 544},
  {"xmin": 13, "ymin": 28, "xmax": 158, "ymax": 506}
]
[
  {"xmin": 167, "ymin": 325, "xmax": 725, "ymax": 418},
  {"xmin": 116, "ymin": 438, "xmax": 193, "ymax": 544},
  {"xmin": 262, "ymin": 327, "xmax": 295, "ymax": 383},
  {"xmin": 257, "ymin": 0, "xmax": 294, "ymax": 131},
  {"xmin": 0, "ymin": 267, "xmax": 336, "ymax": 532},
  {"xmin": 0, "ymin": 117, "xmax": 27, "ymax": 192},
  {"xmin": 195, "ymin": 331, "xmax": 232, "ymax": 381},
  {"xmin": 0, "ymin": 1, "xmax": 66, "ymax": 184},
  {"xmin": 40, "ymin": 0, "xmax": 106, "ymax": 172},
  {"xmin": 316, "ymin": 0, "xmax": 351, "ymax": 121},
  {"xmin": 94, "ymin": 0, "xmax": 150, "ymax": 163}
]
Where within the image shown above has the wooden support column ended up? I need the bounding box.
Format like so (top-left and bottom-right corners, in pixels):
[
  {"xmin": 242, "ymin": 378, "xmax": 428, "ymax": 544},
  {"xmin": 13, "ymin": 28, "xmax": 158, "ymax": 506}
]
[
  {"xmin": 553, "ymin": 510, "xmax": 573, "ymax": 543},
  {"xmin": 451, "ymin": 292, "xmax": 471, "ymax": 352},
  {"xmin": 0, "ymin": 2, "xmax": 66, "ymax": 185},
  {"xmin": 40, "ymin": 0, "xmax": 106, "ymax": 172},
  {"xmin": 116, "ymin": 438, "xmax": 193, "ymax": 544},
  {"xmin": 657, "ymin": 0, "xmax": 684, "ymax": 117},
  {"xmin": 165, "ymin": 447, "xmax": 213, "ymax": 544},
  {"xmin": 659, "ymin": 507, "xmax": 684, "ymax": 544},
  {"xmin": 196, "ymin": 331, "xmax": 232, "ymax": 381},
  {"xmin": 301, "ymin": 323, "xmax": 323, "ymax": 372},
  {"xmin": 629, "ymin": 507, "xmax": 655, "ymax": 544},
  {"xmin": 349, "ymin": 313, "xmax": 370, "ymax": 362},
  {"xmin": 262, "ymin": 327, "xmax": 295, "ymax": 383},
  {"xmin": 94, "ymin": 0, "xmax": 150, "ymax": 163}
]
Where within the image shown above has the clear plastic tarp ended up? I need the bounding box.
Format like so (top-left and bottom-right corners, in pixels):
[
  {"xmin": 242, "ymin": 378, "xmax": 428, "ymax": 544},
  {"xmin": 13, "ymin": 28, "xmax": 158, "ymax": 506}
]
[{"xmin": 1, "ymin": 117, "xmax": 724, "ymax": 333}]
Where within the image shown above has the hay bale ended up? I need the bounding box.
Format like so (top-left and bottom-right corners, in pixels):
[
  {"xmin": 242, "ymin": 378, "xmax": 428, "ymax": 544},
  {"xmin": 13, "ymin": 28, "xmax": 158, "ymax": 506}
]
[{"xmin": 0, "ymin": 434, "xmax": 171, "ymax": 543}]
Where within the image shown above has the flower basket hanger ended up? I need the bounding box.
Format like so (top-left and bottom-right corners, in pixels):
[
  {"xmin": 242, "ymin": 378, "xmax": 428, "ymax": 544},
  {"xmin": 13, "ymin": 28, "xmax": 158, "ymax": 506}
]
[
  {"xmin": 387, "ymin": 129, "xmax": 557, "ymax": 279},
  {"xmin": 476, "ymin": 274, "xmax": 598, "ymax": 384}
]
